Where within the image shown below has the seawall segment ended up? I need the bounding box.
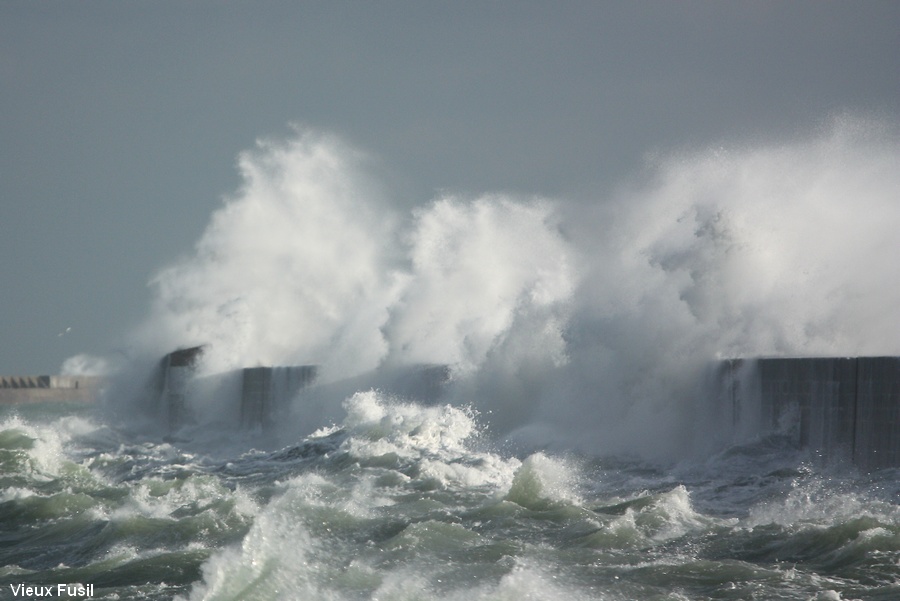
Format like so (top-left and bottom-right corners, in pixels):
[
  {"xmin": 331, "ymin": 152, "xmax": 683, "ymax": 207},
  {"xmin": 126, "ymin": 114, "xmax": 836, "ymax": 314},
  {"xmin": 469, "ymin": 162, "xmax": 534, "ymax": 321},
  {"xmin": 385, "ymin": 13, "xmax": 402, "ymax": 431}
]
[
  {"xmin": 239, "ymin": 365, "xmax": 318, "ymax": 431},
  {"xmin": 716, "ymin": 357, "xmax": 900, "ymax": 470},
  {"xmin": 155, "ymin": 347, "xmax": 319, "ymax": 431},
  {"xmin": 153, "ymin": 347, "xmax": 452, "ymax": 433},
  {"xmin": 157, "ymin": 346, "xmax": 205, "ymax": 430}
]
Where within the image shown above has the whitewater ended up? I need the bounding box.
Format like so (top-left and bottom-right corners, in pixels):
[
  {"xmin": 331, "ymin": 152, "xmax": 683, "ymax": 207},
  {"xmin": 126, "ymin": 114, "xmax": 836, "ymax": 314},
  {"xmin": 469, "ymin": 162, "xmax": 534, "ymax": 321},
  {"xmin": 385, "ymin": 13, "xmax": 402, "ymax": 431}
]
[{"xmin": 3, "ymin": 116, "xmax": 900, "ymax": 600}]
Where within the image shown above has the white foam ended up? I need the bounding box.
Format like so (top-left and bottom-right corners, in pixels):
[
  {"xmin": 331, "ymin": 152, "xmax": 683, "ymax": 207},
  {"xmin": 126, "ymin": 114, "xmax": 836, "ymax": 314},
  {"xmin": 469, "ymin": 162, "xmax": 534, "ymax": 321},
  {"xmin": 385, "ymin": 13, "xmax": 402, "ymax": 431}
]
[
  {"xmin": 744, "ymin": 475, "xmax": 900, "ymax": 529},
  {"xmin": 504, "ymin": 452, "xmax": 581, "ymax": 510},
  {"xmin": 337, "ymin": 391, "xmax": 520, "ymax": 490},
  {"xmin": 440, "ymin": 558, "xmax": 597, "ymax": 601},
  {"xmin": 0, "ymin": 415, "xmax": 76, "ymax": 480}
]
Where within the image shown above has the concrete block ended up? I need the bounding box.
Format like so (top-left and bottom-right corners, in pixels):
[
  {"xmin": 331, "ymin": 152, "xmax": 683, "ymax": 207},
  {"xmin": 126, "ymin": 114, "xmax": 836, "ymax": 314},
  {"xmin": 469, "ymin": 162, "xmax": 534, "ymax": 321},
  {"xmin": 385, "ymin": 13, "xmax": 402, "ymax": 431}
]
[
  {"xmin": 718, "ymin": 356, "xmax": 900, "ymax": 469},
  {"xmin": 241, "ymin": 366, "xmax": 317, "ymax": 431},
  {"xmin": 756, "ymin": 357, "xmax": 856, "ymax": 458},
  {"xmin": 854, "ymin": 357, "xmax": 900, "ymax": 470}
]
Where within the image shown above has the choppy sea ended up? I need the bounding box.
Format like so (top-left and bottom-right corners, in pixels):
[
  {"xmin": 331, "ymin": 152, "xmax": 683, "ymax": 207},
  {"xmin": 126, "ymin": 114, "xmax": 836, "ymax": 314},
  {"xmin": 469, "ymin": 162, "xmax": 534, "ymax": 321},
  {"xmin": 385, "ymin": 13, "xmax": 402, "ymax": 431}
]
[{"xmin": 2, "ymin": 392, "xmax": 899, "ymax": 601}]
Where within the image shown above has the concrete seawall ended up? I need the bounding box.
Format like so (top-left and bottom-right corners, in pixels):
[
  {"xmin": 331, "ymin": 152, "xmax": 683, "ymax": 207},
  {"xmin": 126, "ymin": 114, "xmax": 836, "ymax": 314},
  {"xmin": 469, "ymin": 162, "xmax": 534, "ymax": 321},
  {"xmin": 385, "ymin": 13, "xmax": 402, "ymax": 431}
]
[
  {"xmin": 716, "ymin": 357, "xmax": 900, "ymax": 470},
  {"xmin": 155, "ymin": 347, "xmax": 319, "ymax": 431},
  {"xmin": 153, "ymin": 347, "xmax": 450, "ymax": 433},
  {"xmin": 240, "ymin": 366, "xmax": 318, "ymax": 431},
  {"xmin": 157, "ymin": 346, "xmax": 206, "ymax": 430}
]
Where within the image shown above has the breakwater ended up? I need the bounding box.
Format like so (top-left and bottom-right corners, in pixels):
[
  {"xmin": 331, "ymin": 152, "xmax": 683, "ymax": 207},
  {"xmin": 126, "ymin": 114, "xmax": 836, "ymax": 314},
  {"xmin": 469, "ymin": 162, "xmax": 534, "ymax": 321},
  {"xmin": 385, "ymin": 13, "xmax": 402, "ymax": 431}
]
[
  {"xmin": 152, "ymin": 347, "xmax": 450, "ymax": 433},
  {"xmin": 154, "ymin": 347, "xmax": 319, "ymax": 431},
  {"xmin": 716, "ymin": 357, "xmax": 900, "ymax": 470}
]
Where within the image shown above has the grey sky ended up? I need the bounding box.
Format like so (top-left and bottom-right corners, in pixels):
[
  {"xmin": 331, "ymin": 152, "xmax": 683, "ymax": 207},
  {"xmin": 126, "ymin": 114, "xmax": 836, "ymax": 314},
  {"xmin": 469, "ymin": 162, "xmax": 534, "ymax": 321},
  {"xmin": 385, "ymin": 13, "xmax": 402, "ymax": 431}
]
[{"xmin": 1, "ymin": 1, "xmax": 898, "ymax": 374}]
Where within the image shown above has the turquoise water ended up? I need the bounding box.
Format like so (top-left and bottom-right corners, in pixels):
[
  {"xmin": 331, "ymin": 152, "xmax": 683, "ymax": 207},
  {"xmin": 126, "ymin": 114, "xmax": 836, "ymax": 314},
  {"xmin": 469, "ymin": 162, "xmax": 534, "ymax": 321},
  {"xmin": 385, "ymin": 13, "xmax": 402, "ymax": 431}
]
[{"xmin": 2, "ymin": 396, "xmax": 899, "ymax": 601}]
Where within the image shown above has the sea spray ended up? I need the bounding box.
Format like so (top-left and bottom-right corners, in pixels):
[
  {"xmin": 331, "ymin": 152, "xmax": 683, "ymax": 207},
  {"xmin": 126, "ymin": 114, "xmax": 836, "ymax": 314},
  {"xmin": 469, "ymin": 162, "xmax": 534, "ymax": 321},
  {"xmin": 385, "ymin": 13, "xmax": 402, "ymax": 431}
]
[
  {"xmin": 131, "ymin": 132, "xmax": 574, "ymax": 382},
  {"xmin": 132, "ymin": 131, "xmax": 402, "ymax": 381},
  {"xmin": 385, "ymin": 195, "xmax": 573, "ymax": 374},
  {"xmin": 98, "ymin": 115, "xmax": 900, "ymax": 462},
  {"xmin": 520, "ymin": 115, "xmax": 900, "ymax": 459}
]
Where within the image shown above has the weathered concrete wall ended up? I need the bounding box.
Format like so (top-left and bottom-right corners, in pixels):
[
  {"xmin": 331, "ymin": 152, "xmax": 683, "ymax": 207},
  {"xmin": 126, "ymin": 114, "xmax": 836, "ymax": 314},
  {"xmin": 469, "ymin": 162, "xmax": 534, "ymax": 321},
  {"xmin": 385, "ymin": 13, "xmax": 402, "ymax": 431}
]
[
  {"xmin": 854, "ymin": 357, "xmax": 900, "ymax": 470},
  {"xmin": 158, "ymin": 346, "xmax": 205, "ymax": 430},
  {"xmin": 240, "ymin": 367, "xmax": 271, "ymax": 430},
  {"xmin": 241, "ymin": 366, "xmax": 318, "ymax": 431},
  {"xmin": 154, "ymin": 347, "xmax": 318, "ymax": 432},
  {"xmin": 757, "ymin": 357, "xmax": 857, "ymax": 459},
  {"xmin": 718, "ymin": 357, "xmax": 900, "ymax": 469}
]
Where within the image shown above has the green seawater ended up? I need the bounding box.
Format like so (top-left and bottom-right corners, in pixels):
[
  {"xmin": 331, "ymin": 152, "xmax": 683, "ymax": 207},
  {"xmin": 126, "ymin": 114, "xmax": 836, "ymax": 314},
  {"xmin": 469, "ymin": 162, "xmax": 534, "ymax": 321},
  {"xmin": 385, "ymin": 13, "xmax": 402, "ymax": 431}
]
[{"xmin": 2, "ymin": 397, "xmax": 899, "ymax": 601}]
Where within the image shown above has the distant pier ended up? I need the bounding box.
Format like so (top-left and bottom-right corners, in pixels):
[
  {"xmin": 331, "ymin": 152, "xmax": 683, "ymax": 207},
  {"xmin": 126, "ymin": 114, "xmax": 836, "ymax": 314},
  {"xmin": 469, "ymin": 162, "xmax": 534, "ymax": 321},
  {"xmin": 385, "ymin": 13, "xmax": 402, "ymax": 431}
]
[{"xmin": 0, "ymin": 375, "xmax": 105, "ymax": 404}]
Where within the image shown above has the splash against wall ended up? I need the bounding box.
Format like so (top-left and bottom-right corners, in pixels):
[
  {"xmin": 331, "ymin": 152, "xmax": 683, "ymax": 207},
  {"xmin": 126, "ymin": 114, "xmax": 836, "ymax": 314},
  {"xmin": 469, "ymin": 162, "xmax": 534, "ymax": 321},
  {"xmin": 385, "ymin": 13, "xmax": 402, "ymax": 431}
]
[{"xmin": 116, "ymin": 116, "xmax": 900, "ymax": 458}]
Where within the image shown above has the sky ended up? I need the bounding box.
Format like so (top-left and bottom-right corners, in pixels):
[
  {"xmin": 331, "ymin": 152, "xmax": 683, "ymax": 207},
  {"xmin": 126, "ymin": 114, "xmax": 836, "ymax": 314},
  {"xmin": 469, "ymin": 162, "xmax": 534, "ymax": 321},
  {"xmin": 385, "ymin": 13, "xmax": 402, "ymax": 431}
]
[{"xmin": 1, "ymin": 1, "xmax": 898, "ymax": 374}]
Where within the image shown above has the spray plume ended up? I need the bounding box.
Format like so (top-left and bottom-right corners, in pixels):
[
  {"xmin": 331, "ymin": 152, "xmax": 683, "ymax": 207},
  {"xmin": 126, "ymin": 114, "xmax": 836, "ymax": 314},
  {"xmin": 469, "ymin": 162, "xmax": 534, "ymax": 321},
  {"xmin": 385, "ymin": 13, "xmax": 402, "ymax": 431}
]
[{"xmin": 112, "ymin": 116, "xmax": 900, "ymax": 458}]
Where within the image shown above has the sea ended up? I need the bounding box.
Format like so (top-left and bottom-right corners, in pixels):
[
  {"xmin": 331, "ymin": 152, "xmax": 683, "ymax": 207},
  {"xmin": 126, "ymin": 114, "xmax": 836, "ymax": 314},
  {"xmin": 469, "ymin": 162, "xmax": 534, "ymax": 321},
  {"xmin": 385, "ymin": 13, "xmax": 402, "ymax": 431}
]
[
  {"xmin": 2, "ymin": 392, "xmax": 899, "ymax": 601},
  {"xmin": 3, "ymin": 116, "xmax": 900, "ymax": 600}
]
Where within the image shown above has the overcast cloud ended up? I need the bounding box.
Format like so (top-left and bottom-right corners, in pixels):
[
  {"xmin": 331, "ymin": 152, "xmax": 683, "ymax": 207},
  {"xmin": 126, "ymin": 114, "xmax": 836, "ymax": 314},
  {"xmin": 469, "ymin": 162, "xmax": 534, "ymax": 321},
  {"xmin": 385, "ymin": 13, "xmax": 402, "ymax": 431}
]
[{"xmin": 1, "ymin": 1, "xmax": 898, "ymax": 373}]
